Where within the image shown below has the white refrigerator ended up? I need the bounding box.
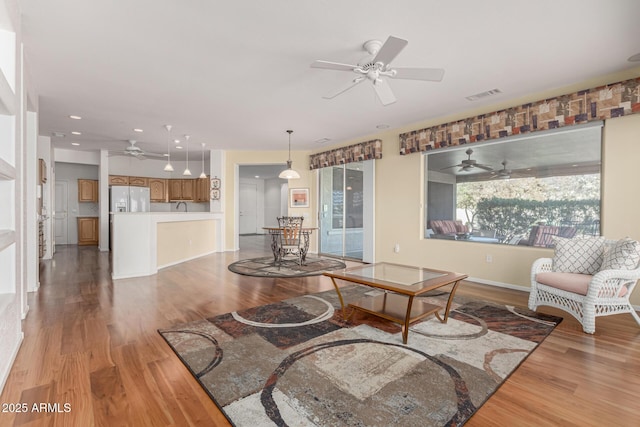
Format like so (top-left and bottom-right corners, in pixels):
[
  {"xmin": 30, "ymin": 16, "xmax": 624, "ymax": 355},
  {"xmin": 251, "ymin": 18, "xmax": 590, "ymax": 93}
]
[{"xmin": 110, "ymin": 186, "xmax": 150, "ymax": 212}]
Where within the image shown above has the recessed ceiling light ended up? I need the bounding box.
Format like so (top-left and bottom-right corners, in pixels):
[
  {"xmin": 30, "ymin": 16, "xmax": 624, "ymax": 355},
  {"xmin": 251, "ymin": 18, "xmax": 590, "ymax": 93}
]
[
  {"xmin": 163, "ymin": 154, "xmax": 169, "ymax": 157},
  {"xmin": 133, "ymin": 128, "xmax": 143, "ymax": 133},
  {"xmin": 376, "ymin": 124, "xmax": 390, "ymax": 129},
  {"xmin": 174, "ymin": 139, "xmax": 180, "ymax": 143},
  {"xmin": 69, "ymin": 115, "xmax": 82, "ymax": 120},
  {"xmin": 254, "ymin": 175, "xmax": 260, "ymax": 179},
  {"xmin": 314, "ymin": 137, "xmax": 331, "ymax": 144},
  {"xmin": 628, "ymin": 53, "xmax": 640, "ymax": 62},
  {"xmin": 71, "ymin": 142, "xmax": 80, "ymax": 146},
  {"xmin": 176, "ymin": 146, "xmax": 183, "ymax": 149},
  {"xmin": 71, "ymin": 131, "xmax": 81, "ymax": 135}
]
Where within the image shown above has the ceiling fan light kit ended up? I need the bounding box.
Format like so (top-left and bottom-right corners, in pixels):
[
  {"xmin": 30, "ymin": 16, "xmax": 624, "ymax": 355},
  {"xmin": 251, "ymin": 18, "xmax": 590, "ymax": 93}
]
[
  {"xmin": 278, "ymin": 130, "xmax": 301, "ymax": 180},
  {"xmin": 311, "ymin": 35, "xmax": 444, "ymax": 106}
]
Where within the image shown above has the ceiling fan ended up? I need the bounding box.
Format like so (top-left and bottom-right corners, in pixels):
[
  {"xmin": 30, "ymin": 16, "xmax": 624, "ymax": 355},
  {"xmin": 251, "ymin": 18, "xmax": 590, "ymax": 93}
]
[
  {"xmin": 491, "ymin": 160, "xmax": 513, "ymax": 179},
  {"xmin": 109, "ymin": 140, "xmax": 165, "ymax": 159},
  {"xmin": 311, "ymin": 35, "xmax": 445, "ymax": 106},
  {"xmin": 441, "ymin": 148, "xmax": 493, "ymax": 172}
]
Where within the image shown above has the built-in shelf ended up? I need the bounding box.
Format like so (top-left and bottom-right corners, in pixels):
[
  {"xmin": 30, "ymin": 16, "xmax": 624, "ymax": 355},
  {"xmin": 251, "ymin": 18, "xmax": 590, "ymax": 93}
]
[
  {"xmin": 0, "ymin": 157, "xmax": 15, "ymax": 180},
  {"xmin": 0, "ymin": 229, "xmax": 15, "ymax": 252},
  {"xmin": 0, "ymin": 68, "xmax": 15, "ymax": 115}
]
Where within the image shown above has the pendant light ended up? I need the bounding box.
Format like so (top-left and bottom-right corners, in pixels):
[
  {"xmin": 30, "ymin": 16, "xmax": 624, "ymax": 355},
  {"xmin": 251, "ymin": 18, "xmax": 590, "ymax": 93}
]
[
  {"xmin": 163, "ymin": 124, "xmax": 174, "ymax": 172},
  {"xmin": 183, "ymin": 134, "xmax": 192, "ymax": 176},
  {"xmin": 278, "ymin": 129, "xmax": 300, "ymax": 179},
  {"xmin": 199, "ymin": 143, "xmax": 207, "ymax": 179}
]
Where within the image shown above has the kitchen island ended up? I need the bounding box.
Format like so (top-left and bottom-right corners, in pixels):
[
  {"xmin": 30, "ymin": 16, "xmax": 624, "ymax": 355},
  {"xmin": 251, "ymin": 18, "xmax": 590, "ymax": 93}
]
[{"xmin": 111, "ymin": 212, "xmax": 223, "ymax": 279}]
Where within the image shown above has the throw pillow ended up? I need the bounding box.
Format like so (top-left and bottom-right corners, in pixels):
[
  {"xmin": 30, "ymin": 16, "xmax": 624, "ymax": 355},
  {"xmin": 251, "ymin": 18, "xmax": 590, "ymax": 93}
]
[
  {"xmin": 552, "ymin": 236, "xmax": 605, "ymax": 274},
  {"xmin": 600, "ymin": 238, "xmax": 640, "ymax": 270}
]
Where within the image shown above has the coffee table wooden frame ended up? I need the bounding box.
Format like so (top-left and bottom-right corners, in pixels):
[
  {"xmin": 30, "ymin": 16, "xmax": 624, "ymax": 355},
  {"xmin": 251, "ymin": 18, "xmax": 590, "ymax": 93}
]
[{"xmin": 323, "ymin": 263, "xmax": 467, "ymax": 344}]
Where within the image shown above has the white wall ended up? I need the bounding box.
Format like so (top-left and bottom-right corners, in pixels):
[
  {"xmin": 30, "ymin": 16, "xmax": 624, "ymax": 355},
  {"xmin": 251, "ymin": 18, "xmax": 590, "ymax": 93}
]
[{"xmin": 264, "ymin": 178, "xmax": 286, "ymax": 228}]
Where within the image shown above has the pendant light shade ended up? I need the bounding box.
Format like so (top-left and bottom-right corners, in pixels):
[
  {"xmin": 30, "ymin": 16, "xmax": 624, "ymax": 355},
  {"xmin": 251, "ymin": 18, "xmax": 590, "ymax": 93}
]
[
  {"xmin": 163, "ymin": 124, "xmax": 174, "ymax": 172},
  {"xmin": 278, "ymin": 129, "xmax": 300, "ymax": 179},
  {"xmin": 183, "ymin": 134, "xmax": 192, "ymax": 176},
  {"xmin": 199, "ymin": 143, "xmax": 207, "ymax": 179}
]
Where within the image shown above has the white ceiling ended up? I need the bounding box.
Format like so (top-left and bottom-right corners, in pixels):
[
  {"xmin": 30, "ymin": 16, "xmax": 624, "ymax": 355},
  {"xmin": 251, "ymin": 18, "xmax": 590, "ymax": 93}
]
[{"xmin": 19, "ymin": 0, "xmax": 640, "ymax": 161}]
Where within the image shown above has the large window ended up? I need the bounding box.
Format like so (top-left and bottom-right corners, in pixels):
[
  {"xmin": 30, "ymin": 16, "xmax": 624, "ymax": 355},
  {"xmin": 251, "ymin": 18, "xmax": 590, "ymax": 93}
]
[{"xmin": 424, "ymin": 123, "xmax": 602, "ymax": 246}]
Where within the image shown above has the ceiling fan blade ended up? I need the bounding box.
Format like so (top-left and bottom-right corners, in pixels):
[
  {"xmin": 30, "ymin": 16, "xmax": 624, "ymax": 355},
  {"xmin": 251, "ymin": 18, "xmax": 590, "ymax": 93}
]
[
  {"xmin": 372, "ymin": 36, "xmax": 408, "ymax": 65},
  {"xmin": 143, "ymin": 153, "xmax": 166, "ymax": 158},
  {"xmin": 440, "ymin": 164, "xmax": 463, "ymax": 170},
  {"xmin": 311, "ymin": 60, "xmax": 357, "ymax": 72},
  {"xmin": 323, "ymin": 77, "xmax": 365, "ymax": 99},
  {"xmin": 392, "ymin": 67, "xmax": 445, "ymax": 82},
  {"xmin": 476, "ymin": 164, "xmax": 494, "ymax": 171},
  {"xmin": 373, "ymin": 78, "xmax": 396, "ymax": 106}
]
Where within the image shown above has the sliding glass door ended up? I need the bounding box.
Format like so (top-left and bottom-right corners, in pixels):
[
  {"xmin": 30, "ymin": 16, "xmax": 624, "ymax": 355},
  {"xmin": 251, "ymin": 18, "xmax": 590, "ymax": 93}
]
[{"xmin": 319, "ymin": 161, "xmax": 374, "ymax": 261}]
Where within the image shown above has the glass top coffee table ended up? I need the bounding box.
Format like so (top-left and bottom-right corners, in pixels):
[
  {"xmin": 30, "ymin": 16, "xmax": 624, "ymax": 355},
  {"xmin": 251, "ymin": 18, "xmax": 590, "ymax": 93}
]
[{"xmin": 323, "ymin": 262, "xmax": 468, "ymax": 344}]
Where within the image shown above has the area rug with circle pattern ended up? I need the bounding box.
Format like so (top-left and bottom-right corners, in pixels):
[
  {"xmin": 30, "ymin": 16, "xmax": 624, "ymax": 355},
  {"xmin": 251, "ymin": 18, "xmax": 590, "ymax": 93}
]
[
  {"xmin": 228, "ymin": 256, "xmax": 347, "ymax": 278},
  {"xmin": 159, "ymin": 286, "xmax": 562, "ymax": 426}
]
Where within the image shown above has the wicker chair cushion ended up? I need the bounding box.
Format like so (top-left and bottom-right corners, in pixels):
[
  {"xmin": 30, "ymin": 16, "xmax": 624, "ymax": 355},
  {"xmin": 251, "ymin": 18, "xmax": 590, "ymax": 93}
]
[
  {"xmin": 552, "ymin": 237, "xmax": 605, "ymax": 275},
  {"xmin": 536, "ymin": 272, "xmax": 628, "ymax": 297},
  {"xmin": 601, "ymin": 238, "xmax": 640, "ymax": 271}
]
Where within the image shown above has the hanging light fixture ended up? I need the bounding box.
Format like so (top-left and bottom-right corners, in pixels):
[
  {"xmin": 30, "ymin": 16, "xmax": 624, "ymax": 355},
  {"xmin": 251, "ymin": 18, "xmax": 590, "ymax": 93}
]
[
  {"xmin": 278, "ymin": 129, "xmax": 300, "ymax": 179},
  {"xmin": 199, "ymin": 143, "xmax": 207, "ymax": 179},
  {"xmin": 183, "ymin": 134, "xmax": 192, "ymax": 176},
  {"xmin": 163, "ymin": 125, "xmax": 174, "ymax": 172}
]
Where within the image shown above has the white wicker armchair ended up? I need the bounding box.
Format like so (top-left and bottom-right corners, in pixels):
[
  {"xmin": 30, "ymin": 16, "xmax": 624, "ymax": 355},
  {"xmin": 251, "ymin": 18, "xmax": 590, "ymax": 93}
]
[{"xmin": 528, "ymin": 239, "xmax": 640, "ymax": 334}]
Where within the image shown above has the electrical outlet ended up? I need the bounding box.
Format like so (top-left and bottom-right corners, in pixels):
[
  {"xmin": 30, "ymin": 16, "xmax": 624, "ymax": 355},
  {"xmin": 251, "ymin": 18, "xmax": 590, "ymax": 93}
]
[{"xmin": 486, "ymin": 254, "xmax": 492, "ymax": 263}]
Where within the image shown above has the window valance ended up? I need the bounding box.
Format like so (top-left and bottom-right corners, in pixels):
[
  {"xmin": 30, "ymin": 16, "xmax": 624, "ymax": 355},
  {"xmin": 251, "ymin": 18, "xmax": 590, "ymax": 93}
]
[
  {"xmin": 399, "ymin": 76, "xmax": 640, "ymax": 155},
  {"xmin": 309, "ymin": 139, "xmax": 382, "ymax": 170}
]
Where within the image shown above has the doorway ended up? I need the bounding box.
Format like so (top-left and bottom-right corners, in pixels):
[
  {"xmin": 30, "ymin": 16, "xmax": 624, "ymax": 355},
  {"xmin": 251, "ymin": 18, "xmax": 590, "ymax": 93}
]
[
  {"xmin": 239, "ymin": 183, "xmax": 258, "ymax": 234},
  {"xmin": 54, "ymin": 180, "xmax": 68, "ymax": 245},
  {"xmin": 318, "ymin": 161, "xmax": 374, "ymax": 262}
]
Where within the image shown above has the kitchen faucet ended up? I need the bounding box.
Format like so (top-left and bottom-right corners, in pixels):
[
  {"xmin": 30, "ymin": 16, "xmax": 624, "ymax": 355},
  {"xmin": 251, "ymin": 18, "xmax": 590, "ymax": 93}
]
[{"xmin": 176, "ymin": 201, "xmax": 187, "ymax": 212}]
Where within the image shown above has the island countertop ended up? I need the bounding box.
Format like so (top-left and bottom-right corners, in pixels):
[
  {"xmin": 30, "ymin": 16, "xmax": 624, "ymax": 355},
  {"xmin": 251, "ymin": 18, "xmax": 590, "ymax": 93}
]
[{"xmin": 111, "ymin": 212, "xmax": 223, "ymax": 279}]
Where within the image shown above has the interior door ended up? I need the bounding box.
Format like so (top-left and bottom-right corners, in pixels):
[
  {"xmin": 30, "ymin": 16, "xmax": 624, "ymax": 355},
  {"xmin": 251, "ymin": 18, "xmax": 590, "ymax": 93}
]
[
  {"xmin": 239, "ymin": 183, "xmax": 258, "ymax": 234},
  {"xmin": 54, "ymin": 180, "xmax": 68, "ymax": 245}
]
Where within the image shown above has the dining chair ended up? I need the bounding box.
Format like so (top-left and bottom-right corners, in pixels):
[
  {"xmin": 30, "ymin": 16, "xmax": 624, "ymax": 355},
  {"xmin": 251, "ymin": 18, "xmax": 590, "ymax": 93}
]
[{"xmin": 276, "ymin": 216, "xmax": 304, "ymax": 265}]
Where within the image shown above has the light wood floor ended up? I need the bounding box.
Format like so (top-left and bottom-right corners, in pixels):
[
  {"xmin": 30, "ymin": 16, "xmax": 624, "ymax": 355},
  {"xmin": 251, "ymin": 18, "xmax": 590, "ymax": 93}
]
[{"xmin": 1, "ymin": 236, "xmax": 639, "ymax": 426}]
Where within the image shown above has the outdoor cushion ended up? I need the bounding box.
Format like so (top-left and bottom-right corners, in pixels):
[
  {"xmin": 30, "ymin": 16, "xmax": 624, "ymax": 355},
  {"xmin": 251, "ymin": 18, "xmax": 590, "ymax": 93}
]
[
  {"xmin": 536, "ymin": 272, "xmax": 628, "ymax": 297},
  {"xmin": 535, "ymin": 272, "xmax": 592, "ymax": 295},
  {"xmin": 552, "ymin": 236, "xmax": 605, "ymax": 275},
  {"xmin": 600, "ymin": 237, "xmax": 640, "ymax": 271}
]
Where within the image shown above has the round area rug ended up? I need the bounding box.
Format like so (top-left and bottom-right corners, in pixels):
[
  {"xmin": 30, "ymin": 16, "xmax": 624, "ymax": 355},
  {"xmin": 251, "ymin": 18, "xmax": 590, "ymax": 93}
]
[{"xmin": 228, "ymin": 256, "xmax": 347, "ymax": 278}]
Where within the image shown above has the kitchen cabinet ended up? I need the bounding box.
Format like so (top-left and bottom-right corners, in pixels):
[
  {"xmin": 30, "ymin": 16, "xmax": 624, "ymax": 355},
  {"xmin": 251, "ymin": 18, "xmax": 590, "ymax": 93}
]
[
  {"xmin": 109, "ymin": 175, "xmax": 129, "ymax": 185},
  {"xmin": 78, "ymin": 179, "xmax": 99, "ymax": 202},
  {"xmin": 195, "ymin": 177, "xmax": 210, "ymax": 202},
  {"xmin": 169, "ymin": 179, "xmax": 195, "ymax": 201},
  {"xmin": 77, "ymin": 217, "xmax": 99, "ymax": 246},
  {"xmin": 149, "ymin": 178, "xmax": 168, "ymax": 202},
  {"xmin": 128, "ymin": 176, "xmax": 149, "ymax": 187}
]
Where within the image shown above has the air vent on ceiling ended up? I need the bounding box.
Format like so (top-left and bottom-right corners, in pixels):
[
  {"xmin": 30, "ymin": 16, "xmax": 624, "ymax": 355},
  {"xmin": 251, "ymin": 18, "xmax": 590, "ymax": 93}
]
[
  {"xmin": 52, "ymin": 132, "xmax": 66, "ymax": 138},
  {"xmin": 465, "ymin": 88, "xmax": 502, "ymax": 102},
  {"xmin": 314, "ymin": 138, "xmax": 331, "ymax": 144}
]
